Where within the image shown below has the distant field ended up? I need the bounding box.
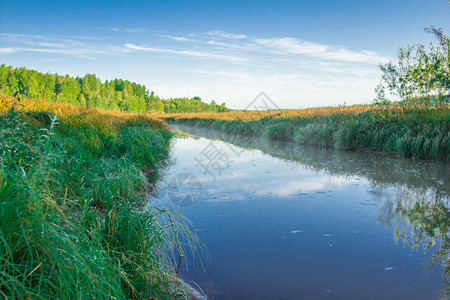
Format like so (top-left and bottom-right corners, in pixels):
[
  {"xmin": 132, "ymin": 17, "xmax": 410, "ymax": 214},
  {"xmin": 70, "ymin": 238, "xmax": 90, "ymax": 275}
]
[{"xmin": 160, "ymin": 104, "xmax": 378, "ymax": 121}]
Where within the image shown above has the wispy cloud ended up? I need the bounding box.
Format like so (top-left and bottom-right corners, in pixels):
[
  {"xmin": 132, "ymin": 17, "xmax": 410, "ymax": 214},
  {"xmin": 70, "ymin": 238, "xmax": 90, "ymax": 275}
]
[
  {"xmin": 253, "ymin": 37, "xmax": 389, "ymax": 64},
  {"xmin": 153, "ymin": 30, "xmax": 390, "ymax": 65},
  {"xmin": 255, "ymin": 37, "xmax": 328, "ymax": 55},
  {"xmin": 113, "ymin": 28, "xmax": 147, "ymax": 33},
  {"xmin": 124, "ymin": 43, "xmax": 247, "ymax": 63},
  {"xmin": 0, "ymin": 48, "xmax": 16, "ymax": 53},
  {"xmin": 0, "ymin": 46, "xmax": 97, "ymax": 60},
  {"xmin": 0, "ymin": 33, "xmax": 43, "ymax": 39},
  {"xmin": 1, "ymin": 30, "xmax": 389, "ymax": 65},
  {"xmin": 93, "ymin": 27, "xmax": 147, "ymax": 33},
  {"xmin": 207, "ymin": 30, "xmax": 248, "ymax": 39},
  {"xmin": 155, "ymin": 34, "xmax": 196, "ymax": 42},
  {"xmin": 0, "ymin": 33, "xmax": 123, "ymax": 59}
]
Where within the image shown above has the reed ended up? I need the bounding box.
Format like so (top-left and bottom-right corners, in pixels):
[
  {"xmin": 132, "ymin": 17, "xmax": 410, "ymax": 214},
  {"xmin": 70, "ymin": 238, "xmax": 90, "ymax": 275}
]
[
  {"xmin": 0, "ymin": 95, "xmax": 198, "ymax": 299},
  {"xmin": 165, "ymin": 105, "xmax": 450, "ymax": 160}
]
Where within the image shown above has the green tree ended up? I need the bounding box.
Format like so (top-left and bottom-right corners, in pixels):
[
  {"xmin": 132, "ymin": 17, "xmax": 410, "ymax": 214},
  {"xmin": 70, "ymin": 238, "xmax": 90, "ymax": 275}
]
[
  {"xmin": 0, "ymin": 65, "xmax": 230, "ymax": 113},
  {"xmin": 378, "ymin": 27, "xmax": 449, "ymax": 105},
  {"xmin": 218, "ymin": 103, "xmax": 227, "ymax": 112}
]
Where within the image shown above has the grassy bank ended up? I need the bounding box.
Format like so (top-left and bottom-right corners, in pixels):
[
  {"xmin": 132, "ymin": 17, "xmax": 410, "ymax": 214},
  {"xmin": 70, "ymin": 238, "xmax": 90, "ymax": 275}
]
[
  {"xmin": 0, "ymin": 95, "xmax": 196, "ymax": 299},
  {"xmin": 164, "ymin": 105, "xmax": 450, "ymax": 161}
]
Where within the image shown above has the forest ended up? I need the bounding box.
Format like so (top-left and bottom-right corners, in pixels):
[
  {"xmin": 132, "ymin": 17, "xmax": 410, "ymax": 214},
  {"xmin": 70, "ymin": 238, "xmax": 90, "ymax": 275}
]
[{"xmin": 0, "ymin": 64, "xmax": 229, "ymax": 114}]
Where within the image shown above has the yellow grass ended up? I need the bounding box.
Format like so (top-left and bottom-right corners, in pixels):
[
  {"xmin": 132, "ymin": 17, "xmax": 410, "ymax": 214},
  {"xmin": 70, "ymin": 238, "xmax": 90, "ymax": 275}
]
[
  {"xmin": 158, "ymin": 105, "xmax": 382, "ymax": 121},
  {"xmin": 3, "ymin": 93, "xmax": 446, "ymax": 125},
  {"xmin": 0, "ymin": 94, "xmax": 167, "ymax": 128}
]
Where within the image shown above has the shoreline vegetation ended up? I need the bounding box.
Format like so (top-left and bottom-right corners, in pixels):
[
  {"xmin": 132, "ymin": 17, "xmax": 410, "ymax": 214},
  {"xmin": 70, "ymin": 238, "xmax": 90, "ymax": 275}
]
[
  {"xmin": 0, "ymin": 95, "xmax": 201, "ymax": 299},
  {"xmin": 163, "ymin": 104, "xmax": 449, "ymax": 161}
]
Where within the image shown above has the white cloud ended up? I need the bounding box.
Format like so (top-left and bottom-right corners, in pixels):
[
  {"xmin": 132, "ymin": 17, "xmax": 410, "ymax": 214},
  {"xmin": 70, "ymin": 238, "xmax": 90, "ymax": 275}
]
[
  {"xmin": 254, "ymin": 37, "xmax": 390, "ymax": 64},
  {"xmin": 255, "ymin": 37, "xmax": 328, "ymax": 55},
  {"xmin": 93, "ymin": 27, "xmax": 147, "ymax": 33},
  {"xmin": 0, "ymin": 33, "xmax": 126, "ymax": 59},
  {"xmin": 172, "ymin": 36, "xmax": 195, "ymax": 42},
  {"xmin": 123, "ymin": 43, "xmax": 247, "ymax": 62},
  {"xmin": 0, "ymin": 46, "xmax": 96, "ymax": 59},
  {"xmin": 0, "ymin": 33, "xmax": 45, "ymax": 39},
  {"xmin": 155, "ymin": 34, "xmax": 196, "ymax": 42},
  {"xmin": 165, "ymin": 31, "xmax": 390, "ymax": 65},
  {"xmin": 207, "ymin": 30, "xmax": 248, "ymax": 39},
  {"xmin": 0, "ymin": 48, "xmax": 16, "ymax": 53},
  {"xmin": 113, "ymin": 28, "xmax": 147, "ymax": 33}
]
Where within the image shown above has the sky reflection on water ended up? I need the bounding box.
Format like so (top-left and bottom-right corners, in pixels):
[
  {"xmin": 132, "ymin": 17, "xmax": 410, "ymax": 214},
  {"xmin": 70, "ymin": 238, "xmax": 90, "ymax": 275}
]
[{"xmin": 150, "ymin": 125, "xmax": 449, "ymax": 299}]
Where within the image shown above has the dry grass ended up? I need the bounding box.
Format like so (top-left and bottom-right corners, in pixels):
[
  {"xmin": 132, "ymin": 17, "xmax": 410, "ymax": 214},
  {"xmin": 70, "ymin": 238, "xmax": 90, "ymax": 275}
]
[
  {"xmin": 159, "ymin": 103, "xmax": 449, "ymax": 122},
  {"xmin": 0, "ymin": 94, "xmax": 168, "ymax": 129},
  {"xmin": 159, "ymin": 105, "xmax": 380, "ymax": 121},
  {"xmin": 164, "ymin": 103, "xmax": 450, "ymax": 160}
]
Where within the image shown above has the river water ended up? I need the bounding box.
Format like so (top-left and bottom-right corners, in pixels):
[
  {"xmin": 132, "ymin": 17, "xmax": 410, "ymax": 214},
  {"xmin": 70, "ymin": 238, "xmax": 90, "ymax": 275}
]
[{"xmin": 150, "ymin": 124, "xmax": 449, "ymax": 299}]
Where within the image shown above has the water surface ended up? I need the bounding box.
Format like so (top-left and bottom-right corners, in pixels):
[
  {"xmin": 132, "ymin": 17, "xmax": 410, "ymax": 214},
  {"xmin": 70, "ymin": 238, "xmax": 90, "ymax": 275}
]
[{"xmin": 151, "ymin": 124, "xmax": 449, "ymax": 299}]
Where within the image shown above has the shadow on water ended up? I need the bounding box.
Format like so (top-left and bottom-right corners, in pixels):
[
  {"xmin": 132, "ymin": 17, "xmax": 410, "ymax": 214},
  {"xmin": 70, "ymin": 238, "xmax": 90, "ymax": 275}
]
[{"xmin": 170, "ymin": 123, "xmax": 450, "ymax": 297}]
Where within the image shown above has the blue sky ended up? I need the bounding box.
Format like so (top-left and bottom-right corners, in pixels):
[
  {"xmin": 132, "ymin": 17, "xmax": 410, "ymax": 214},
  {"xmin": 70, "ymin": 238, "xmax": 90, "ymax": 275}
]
[{"xmin": 0, "ymin": 0, "xmax": 448, "ymax": 109}]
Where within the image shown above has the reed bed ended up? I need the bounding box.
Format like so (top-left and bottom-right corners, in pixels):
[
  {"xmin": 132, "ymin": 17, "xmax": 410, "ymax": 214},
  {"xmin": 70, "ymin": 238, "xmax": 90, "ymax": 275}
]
[
  {"xmin": 0, "ymin": 94, "xmax": 198, "ymax": 299},
  {"xmin": 160, "ymin": 104, "xmax": 378, "ymax": 121},
  {"xmin": 164, "ymin": 104, "xmax": 450, "ymax": 160}
]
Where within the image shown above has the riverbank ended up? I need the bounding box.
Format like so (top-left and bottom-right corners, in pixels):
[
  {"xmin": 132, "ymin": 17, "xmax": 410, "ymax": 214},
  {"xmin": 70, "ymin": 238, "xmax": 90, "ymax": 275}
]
[
  {"xmin": 0, "ymin": 95, "xmax": 197, "ymax": 299},
  {"xmin": 163, "ymin": 105, "xmax": 450, "ymax": 161}
]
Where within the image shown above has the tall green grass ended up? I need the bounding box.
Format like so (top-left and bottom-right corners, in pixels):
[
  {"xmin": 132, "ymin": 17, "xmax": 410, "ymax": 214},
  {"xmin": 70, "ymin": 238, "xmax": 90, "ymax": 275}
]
[
  {"xmin": 0, "ymin": 108, "xmax": 197, "ymax": 299},
  {"xmin": 169, "ymin": 106, "xmax": 450, "ymax": 160}
]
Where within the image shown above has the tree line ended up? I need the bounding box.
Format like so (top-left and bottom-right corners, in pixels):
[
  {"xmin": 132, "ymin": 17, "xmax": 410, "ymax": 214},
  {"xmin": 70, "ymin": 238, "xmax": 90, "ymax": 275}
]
[{"xmin": 0, "ymin": 64, "xmax": 230, "ymax": 113}]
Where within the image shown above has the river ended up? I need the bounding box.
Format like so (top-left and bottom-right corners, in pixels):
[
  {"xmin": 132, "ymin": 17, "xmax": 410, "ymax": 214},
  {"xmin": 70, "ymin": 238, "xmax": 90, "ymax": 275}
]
[{"xmin": 149, "ymin": 124, "xmax": 449, "ymax": 299}]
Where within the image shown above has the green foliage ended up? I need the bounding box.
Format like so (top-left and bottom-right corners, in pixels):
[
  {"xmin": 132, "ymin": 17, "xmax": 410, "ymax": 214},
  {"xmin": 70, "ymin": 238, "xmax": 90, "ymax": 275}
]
[
  {"xmin": 378, "ymin": 27, "xmax": 449, "ymax": 105},
  {"xmin": 0, "ymin": 108, "xmax": 197, "ymax": 299},
  {"xmin": 155, "ymin": 96, "xmax": 229, "ymax": 113},
  {"xmin": 0, "ymin": 64, "xmax": 230, "ymax": 114}
]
